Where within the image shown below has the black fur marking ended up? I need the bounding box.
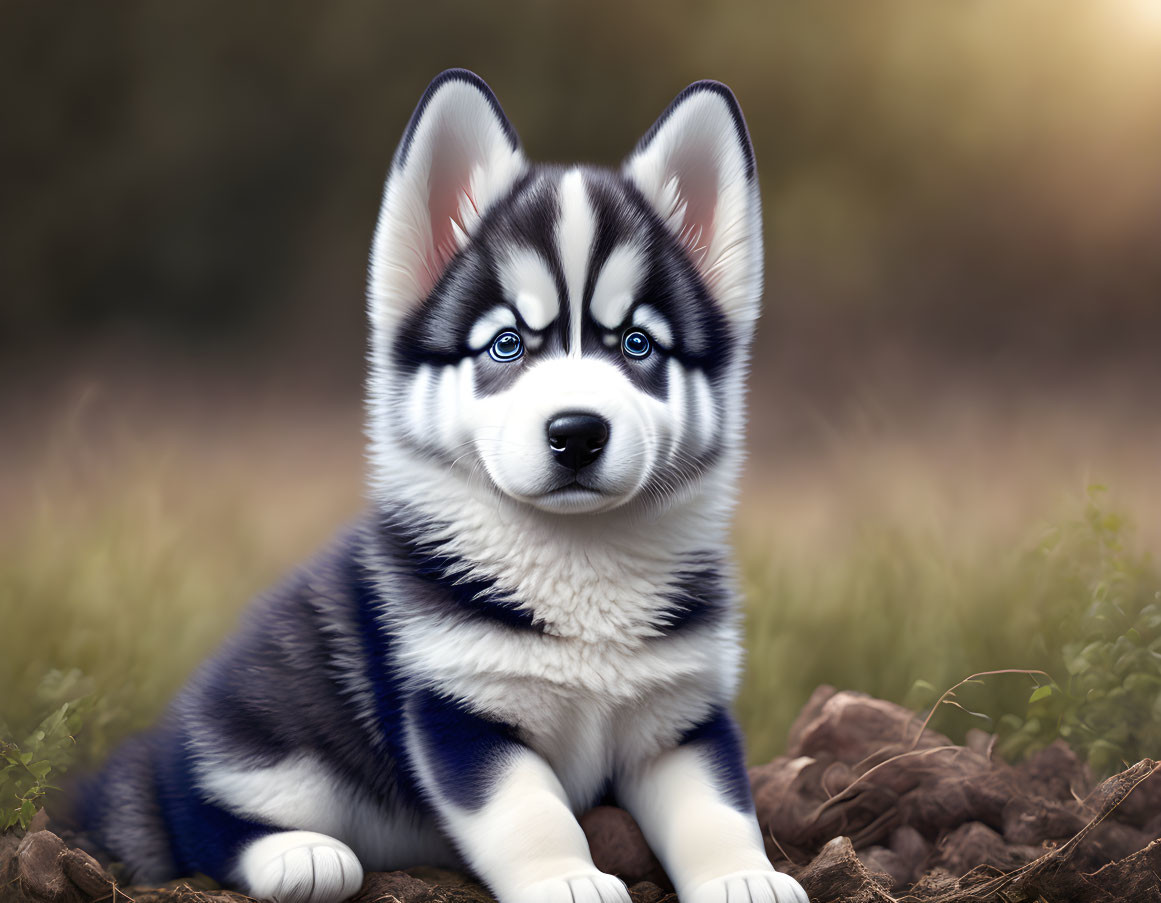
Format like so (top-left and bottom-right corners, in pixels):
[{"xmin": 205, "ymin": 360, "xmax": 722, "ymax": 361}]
[
  {"xmin": 78, "ymin": 523, "xmax": 437, "ymax": 883},
  {"xmin": 349, "ymin": 549, "xmax": 428, "ymax": 812},
  {"xmin": 655, "ymin": 563, "xmax": 730, "ymax": 633},
  {"xmin": 151, "ymin": 728, "xmax": 274, "ymax": 882},
  {"xmin": 378, "ymin": 518, "xmax": 545, "ymax": 634},
  {"xmin": 586, "ymin": 777, "xmax": 616, "ymax": 811},
  {"xmin": 176, "ymin": 532, "xmax": 423, "ymax": 812},
  {"xmin": 391, "ymin": 173, "xmax": 568, "ymax": 399},
  {"xmin": 409, "ymin": 689, "xmax": 525, "ymax": 811},
  {"xmin": 74, "ymin": 734, "xmax": 177, "ymax": 883},
  {"xmin": 679, "ymin": 708, "xmax": 755, "ymax": 813},
  {"xmin": 393, "ymin": 249, "xmax": 508, "ymax": 369},
  {"xmin": 490, "ymin": 171, "xmax": 568, "ymax": 293},
  {"xmin": 584, "ymin": 171, "xmax": 734, "ymax": 376}
]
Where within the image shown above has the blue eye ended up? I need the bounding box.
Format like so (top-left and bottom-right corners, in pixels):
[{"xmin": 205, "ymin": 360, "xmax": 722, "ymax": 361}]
[
  {"xmin": 622, "ymin": 329, "xmax": 652, "ymax": 360},
  {"xmin": 489, "ymin": 330, "xmax": 524, "ymax": 362}
]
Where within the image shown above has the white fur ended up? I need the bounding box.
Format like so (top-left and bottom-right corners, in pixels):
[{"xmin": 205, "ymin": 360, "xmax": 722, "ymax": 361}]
[
  {"xmin": 632, "ymin": 304, "xmax": 674, "ymax": 348},
  {"xmin": 470, "ymin": 306, "xmax": 519, "ymax": 350},
  {"xmin": 501, "ymin": 248, "xmax": 560, "ymax": 330},
  {"xmin": 238, "ymin": 831, "xmax": 364, "ymax": 903},
  {"xmin": 374, "ymin": 450, "xmax": 746, "ymax": 791},
  {"xmin": 403, "ymin": 365, "xmax": 434, "ymax": 441},
  {"xmin": 557, "ymin": 169, "xmax": 597, "ymax": 354},
  {"xmin": 686, "ymin": 872, "xmax": 810, "ymax": 903},
  {"xmin": 198, "ymin": 754, "xmax": 454, "ymax": 872},
  {"xmin": 436, "ymin": 358, "xmax": 475, "ymax": 452},
  {"xmin": 472, "ymin": 356, "xmax": 666, "ymax": 512},
  {"xmin": 664, "ymin": 359, "xmax": 689, "ymax": 462},
  {"xmin": 616, "ymin": 747, "xmax": 805, "ymax": 903},
  {"xmin": 367, "ymin": 75, "xmax": 528, "ymax": 486},
  {"xmin": 408, "ymin": 747, "xmax": 628, "ymax": 903},
  {"xmin": 688, "ymin": 369, "xmax": 716, "ymax": 455},
  {"xmin": 590, "ymin": 243, "xmax": 647, "ymax": 331}
]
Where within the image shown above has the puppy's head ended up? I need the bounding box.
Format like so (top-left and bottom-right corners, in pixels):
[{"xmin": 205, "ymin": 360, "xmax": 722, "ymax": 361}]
[{"xmin": 368, "ymin": 70, "xmax": 762, "ymax": 515}]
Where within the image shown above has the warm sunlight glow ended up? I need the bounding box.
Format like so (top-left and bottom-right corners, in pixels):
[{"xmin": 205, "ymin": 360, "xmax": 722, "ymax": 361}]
[{"xmin": 1122, "ymin": 0, "xmax": 1161, "ymax": 28}]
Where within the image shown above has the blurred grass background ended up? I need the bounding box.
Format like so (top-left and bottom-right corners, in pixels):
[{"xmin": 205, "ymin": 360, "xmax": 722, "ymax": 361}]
[
  {"xmin": 2, "ymin": 1, "xmax": 1161, "ymax": 766},
  {"xmin": 2, "ymin": 386, "xmax": 1157, "ymax": 764}
]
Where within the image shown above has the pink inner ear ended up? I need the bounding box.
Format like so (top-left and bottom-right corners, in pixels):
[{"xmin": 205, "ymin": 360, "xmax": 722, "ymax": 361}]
[
  {"xmin": 670, "ymin": 143, "xmax": 719, "ymax": 263},
  {"xmin": 422, "ymin": 145, "xmax": 477, "ymax": 294}
]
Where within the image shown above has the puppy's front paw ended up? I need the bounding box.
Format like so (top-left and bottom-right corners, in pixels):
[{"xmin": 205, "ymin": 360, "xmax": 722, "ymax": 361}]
[
  {"xmin": 239, "ymin": 831, "xmax": 364, "ymax": 903},
  {"xmin": 687, "ymin": 869, "xmax": 808, "ymax": 903},
  {"xmin": 513, "ymin": 870, "xmax": 631, "ymax": 903}
]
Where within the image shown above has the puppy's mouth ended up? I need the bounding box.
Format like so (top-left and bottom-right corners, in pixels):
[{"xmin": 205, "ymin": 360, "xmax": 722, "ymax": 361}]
[
  {"xmin": 521, "ymin": 477, "xmax": 623, "ymax": 514},
  {"xmin": 536, "ymin": 480, "xmax": 609, "ymax": 507},
  {"xmin": 544, "ymin": 479, "xmax": 603, "ymax": 496}
]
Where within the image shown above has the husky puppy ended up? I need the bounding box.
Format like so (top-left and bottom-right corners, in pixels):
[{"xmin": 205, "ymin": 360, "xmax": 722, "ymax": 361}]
[{"xmin": 79, "ymin": 70, "xmax": 808, "ymax": 903}]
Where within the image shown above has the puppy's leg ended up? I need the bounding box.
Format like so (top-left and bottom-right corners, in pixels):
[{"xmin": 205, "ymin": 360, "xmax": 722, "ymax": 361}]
[
  {"xmin": 408, "ymin": 690, "xmax": 629, "ymax": 903},
  {"xmin": 126, "ymin": 733, "xmax": 366, "ymax": 903},
  {"xmin": 237, "ymin": 831, "xmax": 364, "ymax": 903},
  {"xmin": 617, "ymin": 709, "xmax": 808, "ymax": 903}
]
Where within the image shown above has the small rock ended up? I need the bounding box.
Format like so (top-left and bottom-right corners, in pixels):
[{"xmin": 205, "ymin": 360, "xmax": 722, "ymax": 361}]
[
  {"xmin": 900, "ymin": 760, "xmax": 1020, "ymax": 836},
  {"xmin": 933, "ymin": 822, "xmax": 1038, "ymax": 876},
  {"xmin": 16, "ymin": 830, "xmax": 75, "ymax": 903},
  {"xmin": 784, "ymin": 686, "xmax": 839, "ymax": 752},
  {"xmin": 355, "ymin": 869, "xmax": 442, "ymax": 903},
  {"xmin": 787, "ymin": 690, "xmax": 951, "ymax": 763},
  {"xmin": 887, "ymin": 825, "xmax": 929, "ymax": 875},
  {"xmin": 856, "ymin": 846, "xmax": 910, "ymax": 889},
  {"xmin": 60, "ymin": 847, "xmax": 115, "ymax": 898},
  {"xmin": 1002, "ymin": 797, "xmax": 1087, "ymax": 845},
  {"xmin": 1014, "ymin": 740, "xmax": 1090, "ymax": 803},
  {"xmin": 749, "ymin": 755, "xmax": 825, "ymax": 849},
  {"xmin": 1078, "ymin": 820, "xmax": 1152, "ymax": 869},
  {"xmin": 819, "ymin": 761, "xmax": 857, "ymax": 798},
  {"xmin": 627, "ymin": 881, "xmax": 675, "ymax": 903}
]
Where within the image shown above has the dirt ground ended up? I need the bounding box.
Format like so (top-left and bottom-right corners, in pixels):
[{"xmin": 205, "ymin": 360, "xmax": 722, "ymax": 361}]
[{"xmin": 4, "ymin": 688, "xmax": 1159, "ymax": 903}]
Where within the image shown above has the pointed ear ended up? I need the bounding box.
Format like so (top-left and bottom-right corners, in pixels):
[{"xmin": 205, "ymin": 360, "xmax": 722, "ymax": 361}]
[
  {"xmin": 624, "ymin": 81, "xmax": 762, "ymax": 326},
  {"xmin": 369, "ymin": 70, "xmax": 526, "ymax": 327}
]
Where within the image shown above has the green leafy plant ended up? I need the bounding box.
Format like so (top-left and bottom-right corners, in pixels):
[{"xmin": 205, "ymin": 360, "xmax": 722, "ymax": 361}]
[
  {"xmin": 913, "ymin": 488, "xmax": 1161, "ymax": 776},
  {"xmin": 1, "ymin": 668, "xmax": 94, "ymax": 831},
  {"xmin": 996, "ymin": 488, "xmax": 1161, "ymax": 774}
]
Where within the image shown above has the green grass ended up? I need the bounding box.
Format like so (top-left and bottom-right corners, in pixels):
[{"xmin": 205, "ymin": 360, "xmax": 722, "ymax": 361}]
[
  {"xmin": 736, "ymin": 491, "xmax": 1161, "ymax": 763},
  {"xmin": 2, "ymin": 413, "xmax": 1158, "ymax": 788},
  {"xmin": 0, "ymin": 412, "xmax": 363, "ymax": 760}
]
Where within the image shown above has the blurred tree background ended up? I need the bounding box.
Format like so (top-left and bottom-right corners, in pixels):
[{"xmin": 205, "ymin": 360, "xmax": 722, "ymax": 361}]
[
  {"xmin": 2, "ymin": 1, "xmax": 1160, "ymax": 762},
  {"xmin": 4, "ymin": 1, "xmax": 1160, "ymax": 377}
]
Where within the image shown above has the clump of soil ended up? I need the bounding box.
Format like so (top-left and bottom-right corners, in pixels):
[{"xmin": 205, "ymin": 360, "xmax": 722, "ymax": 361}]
[
  {"xmin": 747, "ymin": 686, "xmax": 1161, "ymax": 901},
  {"xmin": 4, "ymin": 687, "xmax": 1160, "ymax": 902}
]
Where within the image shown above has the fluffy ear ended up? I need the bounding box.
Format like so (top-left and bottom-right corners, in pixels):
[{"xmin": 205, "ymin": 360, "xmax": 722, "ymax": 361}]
[
  {"xmin": 624, "ymin": 81, "xmax": 762, "ymax": 326},
  {"xmin": 369, "ymin": 70, "xmax": 526, "ymax": 327}
]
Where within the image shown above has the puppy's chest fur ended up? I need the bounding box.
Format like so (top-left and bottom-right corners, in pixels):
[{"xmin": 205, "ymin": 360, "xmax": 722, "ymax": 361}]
[
  {"xmin": 412, "ymin": 616, "xmax": 738, "ymax": 813},
  {"xmin": 374, "ymin": 505, "xmax": 742, "ymax": 799}
]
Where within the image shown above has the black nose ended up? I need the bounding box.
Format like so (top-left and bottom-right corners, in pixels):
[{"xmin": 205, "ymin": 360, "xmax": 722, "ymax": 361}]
[{"xmin": 546, "ymin": 413, "xmax": 610, "ymax": 472}]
